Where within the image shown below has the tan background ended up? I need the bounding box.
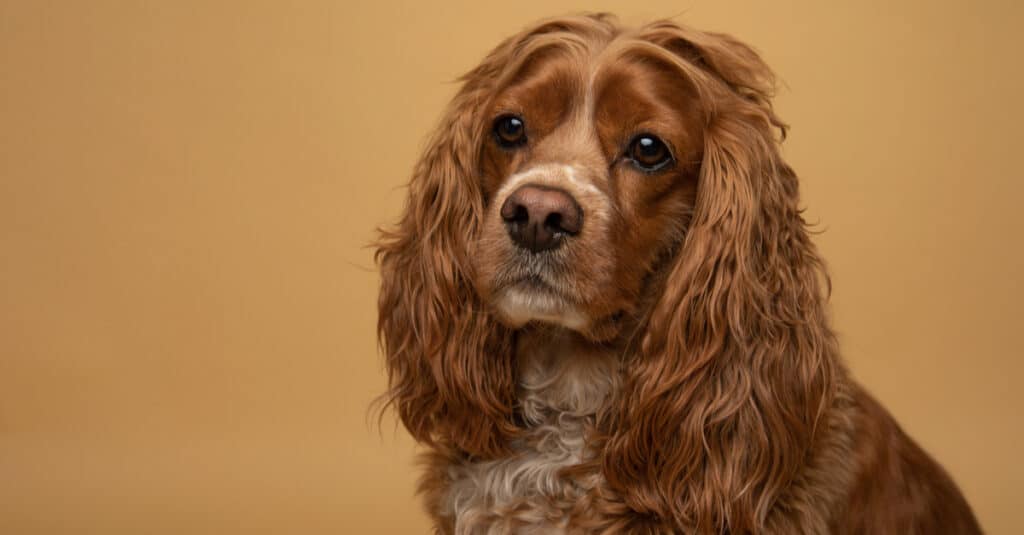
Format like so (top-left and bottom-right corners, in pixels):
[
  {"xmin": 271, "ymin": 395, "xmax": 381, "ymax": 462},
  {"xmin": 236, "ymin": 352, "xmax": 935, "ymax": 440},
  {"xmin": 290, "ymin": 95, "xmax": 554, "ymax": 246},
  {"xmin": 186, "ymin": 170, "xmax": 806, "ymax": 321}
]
[{"xmin": 1, "ymin": 0, "xmax": 1021, "ymax": 533}]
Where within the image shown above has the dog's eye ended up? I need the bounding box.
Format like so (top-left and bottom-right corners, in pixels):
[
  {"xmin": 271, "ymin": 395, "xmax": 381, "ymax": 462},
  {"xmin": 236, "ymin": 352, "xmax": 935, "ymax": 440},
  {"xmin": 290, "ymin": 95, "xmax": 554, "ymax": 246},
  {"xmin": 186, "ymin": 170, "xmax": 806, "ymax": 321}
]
[
  {"xmin": 493, "ymin": 115, "xmax": 527, "ymax": 148},
  {"xmin": 628, "ymin": 134, "xmax": 673, "ymax": 172}
]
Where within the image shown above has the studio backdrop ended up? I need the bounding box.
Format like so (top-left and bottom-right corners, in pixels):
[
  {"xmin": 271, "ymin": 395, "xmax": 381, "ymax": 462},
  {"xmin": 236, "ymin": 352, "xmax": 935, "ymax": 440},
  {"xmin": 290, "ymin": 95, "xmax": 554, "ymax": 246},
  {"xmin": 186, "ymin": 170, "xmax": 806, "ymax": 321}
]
[{"xmin": 1, "ymin": 1, "xmax": 1021, "ymax": 533}]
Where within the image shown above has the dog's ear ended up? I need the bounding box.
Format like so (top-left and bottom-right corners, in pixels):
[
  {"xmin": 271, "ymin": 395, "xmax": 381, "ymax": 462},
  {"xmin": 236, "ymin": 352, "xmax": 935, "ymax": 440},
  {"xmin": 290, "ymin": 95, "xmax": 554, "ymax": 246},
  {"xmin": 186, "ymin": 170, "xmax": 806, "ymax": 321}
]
[
  {"xmin": 599, "ymin": 24, "xmax": 840, "ymax": 532},
  {"xmin": 375, "ymin": 64, "xmax": 519, "ymax": 459},
  {"xmin": 375, "ymin": 12, "xmax": 623, "ymax": 459}
]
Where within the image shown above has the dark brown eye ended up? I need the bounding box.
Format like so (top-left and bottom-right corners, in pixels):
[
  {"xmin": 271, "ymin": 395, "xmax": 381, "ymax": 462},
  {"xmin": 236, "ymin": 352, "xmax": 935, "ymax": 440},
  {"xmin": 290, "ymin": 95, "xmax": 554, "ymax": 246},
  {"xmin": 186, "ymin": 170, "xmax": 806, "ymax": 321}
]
[
  {"xmin": 628, "ymin": 134, "xmax": 673, "ymax": 172},
  {"xmin": 493, "ymin": 115, "xmax": 526, "ymax": 148}
]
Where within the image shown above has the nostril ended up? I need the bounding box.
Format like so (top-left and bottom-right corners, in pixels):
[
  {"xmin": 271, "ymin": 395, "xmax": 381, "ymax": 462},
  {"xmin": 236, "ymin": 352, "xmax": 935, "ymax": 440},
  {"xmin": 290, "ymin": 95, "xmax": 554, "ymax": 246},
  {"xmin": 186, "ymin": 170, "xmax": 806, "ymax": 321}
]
[
  {"xmin": 544, "ymin": 212, "xmax": 563, "ymax": 233},
  {"xmin": 500, "ymin": 197, "xmax": 530, "ymax": 224},
  {"xmin": 512, "ymin": 204, "xmax": 529, "ymax": 223},
  {"xmin": 559, "ymin": 209, "xmax": 581, "ymax": 235},
  {"xmin": 553, "ymin": 203, "xmax": 582, "ymax": 236}
]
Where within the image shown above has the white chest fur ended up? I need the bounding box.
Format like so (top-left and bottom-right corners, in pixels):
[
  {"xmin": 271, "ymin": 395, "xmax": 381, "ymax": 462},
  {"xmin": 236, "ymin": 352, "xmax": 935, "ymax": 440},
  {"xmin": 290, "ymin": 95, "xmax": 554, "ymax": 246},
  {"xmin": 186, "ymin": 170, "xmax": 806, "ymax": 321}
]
[{"xmin": 441, "ymin": 331, "xmax": 619, "ymax": 534}]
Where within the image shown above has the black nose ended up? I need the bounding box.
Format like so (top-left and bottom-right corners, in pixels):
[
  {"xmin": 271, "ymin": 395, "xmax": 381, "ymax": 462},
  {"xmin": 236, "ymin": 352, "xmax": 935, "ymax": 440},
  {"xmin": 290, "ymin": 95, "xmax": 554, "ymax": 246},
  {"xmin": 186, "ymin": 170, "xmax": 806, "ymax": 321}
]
[{"xmin": 500, "ymin": 185, "xmax": 583, "ymax": 252}]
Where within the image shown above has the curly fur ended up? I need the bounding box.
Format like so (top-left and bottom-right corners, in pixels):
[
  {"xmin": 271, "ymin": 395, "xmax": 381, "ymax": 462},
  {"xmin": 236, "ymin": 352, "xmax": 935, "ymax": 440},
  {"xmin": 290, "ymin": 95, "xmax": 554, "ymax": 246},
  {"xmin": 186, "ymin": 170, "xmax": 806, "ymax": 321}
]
[{"xmin": 376, "ymin": 14, "xmax": 981, "ymax": 534}]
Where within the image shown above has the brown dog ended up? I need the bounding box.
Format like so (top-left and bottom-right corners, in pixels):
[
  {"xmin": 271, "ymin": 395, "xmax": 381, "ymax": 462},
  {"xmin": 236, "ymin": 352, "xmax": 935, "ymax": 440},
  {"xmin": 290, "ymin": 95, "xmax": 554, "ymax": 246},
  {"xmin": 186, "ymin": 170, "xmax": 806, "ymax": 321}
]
[{"xmin": 377, "ymin": 14, "xmax": 981, "ymax": 534}]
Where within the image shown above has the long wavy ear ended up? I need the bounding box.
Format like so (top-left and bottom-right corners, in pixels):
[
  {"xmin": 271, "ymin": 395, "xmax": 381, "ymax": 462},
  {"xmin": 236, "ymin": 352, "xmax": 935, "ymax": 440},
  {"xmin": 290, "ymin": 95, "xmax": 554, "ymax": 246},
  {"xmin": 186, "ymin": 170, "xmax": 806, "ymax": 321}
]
[
  {"xmin": 375, "ymin": 56, "xmax": 519, "ymax": 458},
  {"xmin": 376, "ymin": 13, "xmax": 621, "ymax": 459},
  {"xmin": 600, "ymin": 24, "xmax": 840, "ymax": 532}
]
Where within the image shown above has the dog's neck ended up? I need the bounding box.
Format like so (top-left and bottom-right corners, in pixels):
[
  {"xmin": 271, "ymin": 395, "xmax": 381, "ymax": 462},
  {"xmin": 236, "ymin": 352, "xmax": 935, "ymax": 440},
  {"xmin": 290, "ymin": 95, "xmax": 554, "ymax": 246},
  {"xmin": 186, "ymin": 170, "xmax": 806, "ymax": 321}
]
[{"xmin": 514, "ymin": 326, "xmax": 620, "ymax": 425}]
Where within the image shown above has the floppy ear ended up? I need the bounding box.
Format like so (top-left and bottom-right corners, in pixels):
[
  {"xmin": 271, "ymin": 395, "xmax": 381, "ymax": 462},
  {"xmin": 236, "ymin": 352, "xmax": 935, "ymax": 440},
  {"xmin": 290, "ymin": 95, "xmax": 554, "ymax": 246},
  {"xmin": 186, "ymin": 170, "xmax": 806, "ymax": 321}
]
[
  {"xmin": 600, "ymin": 25, "xmax": 841, "ymax": 532},
  {"xmin": 376, "ymin": 13, "xmax": 622, "ymax": 459},
  {"xmin": 375, "ymin": 60, "xmax": 519, "ymax": 458}
]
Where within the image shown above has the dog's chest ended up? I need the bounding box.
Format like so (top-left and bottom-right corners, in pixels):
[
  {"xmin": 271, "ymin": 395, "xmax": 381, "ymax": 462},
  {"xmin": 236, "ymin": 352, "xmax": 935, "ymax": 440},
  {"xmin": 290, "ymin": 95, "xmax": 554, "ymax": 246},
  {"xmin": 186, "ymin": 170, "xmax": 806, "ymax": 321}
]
[
  {"xmin": 441, "ymin": 333, "xmax": 618, "ymax": 534},
  {"xmin": 443, "ymin": 412, "xmax": 599, "ymax": 534}
]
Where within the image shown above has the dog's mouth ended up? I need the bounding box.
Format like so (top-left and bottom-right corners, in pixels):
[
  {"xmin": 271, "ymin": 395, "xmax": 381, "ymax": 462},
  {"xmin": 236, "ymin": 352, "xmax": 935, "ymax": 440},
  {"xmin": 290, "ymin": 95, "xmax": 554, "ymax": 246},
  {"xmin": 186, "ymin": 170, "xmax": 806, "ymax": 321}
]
[
  {"xmin": 487, "ymin": 265, "xmax": 630, "ymax": 342},
  {"xmin": 508, "ymin": 273, "xmax": 562, "ymax": 295},
  {"xmin": 491, "ymin": 251, "xmax": 571, "ymax": 295},
  {"xmin": 491, "ymin": 271, "xmax": 587, "ymax": 330}
]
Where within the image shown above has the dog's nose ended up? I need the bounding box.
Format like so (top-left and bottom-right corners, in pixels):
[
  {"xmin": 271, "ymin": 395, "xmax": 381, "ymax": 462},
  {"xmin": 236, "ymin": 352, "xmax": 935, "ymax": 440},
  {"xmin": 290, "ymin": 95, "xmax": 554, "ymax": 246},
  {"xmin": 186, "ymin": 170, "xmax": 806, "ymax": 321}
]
[{"xmin": 500, "ymin": 185, "xmax": 582, "ymax": 252}]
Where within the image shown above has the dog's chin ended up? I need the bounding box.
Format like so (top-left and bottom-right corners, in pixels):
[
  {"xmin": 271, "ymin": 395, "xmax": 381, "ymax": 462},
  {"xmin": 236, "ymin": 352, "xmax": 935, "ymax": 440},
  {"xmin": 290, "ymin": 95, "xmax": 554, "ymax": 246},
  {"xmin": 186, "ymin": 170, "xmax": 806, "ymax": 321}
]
[
  {"xmin": 493, "ymin": 284, "xmax": 589, "ymax": 332},
  {"xmin": 493, "ymin": 288, "xmax": 629, "ymax": 343}
]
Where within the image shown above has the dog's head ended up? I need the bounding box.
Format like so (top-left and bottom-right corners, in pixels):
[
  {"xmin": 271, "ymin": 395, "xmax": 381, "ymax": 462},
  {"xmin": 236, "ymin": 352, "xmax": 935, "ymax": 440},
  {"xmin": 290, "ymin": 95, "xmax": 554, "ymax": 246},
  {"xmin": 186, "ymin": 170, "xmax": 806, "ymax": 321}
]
[
  {"xmin": 472, "ymin": 19, "xmax": 704, "ymax": 343},
  {"xmin": 377, "ymin": 14, "xmax": 836, "ymax": 529}
]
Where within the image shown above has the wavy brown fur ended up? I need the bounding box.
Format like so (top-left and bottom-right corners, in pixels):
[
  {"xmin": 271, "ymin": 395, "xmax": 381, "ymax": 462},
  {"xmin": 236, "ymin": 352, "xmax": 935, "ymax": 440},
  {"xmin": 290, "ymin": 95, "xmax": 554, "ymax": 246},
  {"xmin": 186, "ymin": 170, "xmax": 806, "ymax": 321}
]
[{"xmin": 376, "ymin": 14, "xmax": 981, "ymax": 534}]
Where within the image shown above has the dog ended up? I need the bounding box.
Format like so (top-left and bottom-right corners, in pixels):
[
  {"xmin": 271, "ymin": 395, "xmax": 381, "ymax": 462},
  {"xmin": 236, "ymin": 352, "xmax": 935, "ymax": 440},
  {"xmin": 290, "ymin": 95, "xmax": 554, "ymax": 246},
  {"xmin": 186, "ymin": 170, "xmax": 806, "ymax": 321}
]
[{"xmin": 376, "ymin": 14, "xmax": 981, "ymax": 534}]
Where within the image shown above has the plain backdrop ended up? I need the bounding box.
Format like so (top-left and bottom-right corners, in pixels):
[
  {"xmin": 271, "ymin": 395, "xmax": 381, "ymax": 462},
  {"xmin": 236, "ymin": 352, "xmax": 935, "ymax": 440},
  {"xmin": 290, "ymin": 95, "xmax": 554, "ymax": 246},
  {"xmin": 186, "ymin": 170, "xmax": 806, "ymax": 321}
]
[{"xmin": 1, "ymin": 1, "xmax": 1022, "ymax": 533}]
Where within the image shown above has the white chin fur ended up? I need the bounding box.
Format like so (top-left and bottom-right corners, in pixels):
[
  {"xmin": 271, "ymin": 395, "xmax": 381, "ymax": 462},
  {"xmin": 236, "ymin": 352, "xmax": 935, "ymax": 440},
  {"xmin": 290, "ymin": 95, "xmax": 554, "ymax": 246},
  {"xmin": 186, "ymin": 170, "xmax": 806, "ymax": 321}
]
[{"xmin": 495, "ymin": 288, "xmax": 588, "ymax": 331}]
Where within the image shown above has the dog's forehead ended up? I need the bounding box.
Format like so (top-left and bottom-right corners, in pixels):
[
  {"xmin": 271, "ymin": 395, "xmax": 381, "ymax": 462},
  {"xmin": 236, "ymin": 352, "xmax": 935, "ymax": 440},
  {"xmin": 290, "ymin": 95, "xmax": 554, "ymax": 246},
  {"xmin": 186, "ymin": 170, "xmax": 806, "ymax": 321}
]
[
  {"xmin": 485, "ymin": 54, "xmax": 703, "ymax": 179},
  {"xmin": 489, "ymin": 50, "xmax": 698, "ymax": 133},
  {"xmin": 489, "ymin": 53, "xmax": 583, "ymax": 135},
  {"xmin": 591, "ymin": 58, "xmax": 704, "ymax": 151}
]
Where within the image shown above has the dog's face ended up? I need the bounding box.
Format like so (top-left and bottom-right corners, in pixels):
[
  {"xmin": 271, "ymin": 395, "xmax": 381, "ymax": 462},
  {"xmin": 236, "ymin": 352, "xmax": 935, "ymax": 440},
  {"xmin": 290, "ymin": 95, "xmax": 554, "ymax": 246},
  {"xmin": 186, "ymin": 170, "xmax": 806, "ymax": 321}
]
[{"xmin": 472, "ymin": 51, "xmax": 705, "ymax": 341}]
